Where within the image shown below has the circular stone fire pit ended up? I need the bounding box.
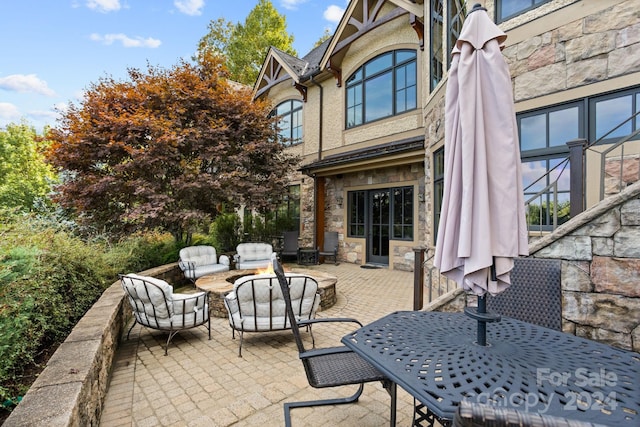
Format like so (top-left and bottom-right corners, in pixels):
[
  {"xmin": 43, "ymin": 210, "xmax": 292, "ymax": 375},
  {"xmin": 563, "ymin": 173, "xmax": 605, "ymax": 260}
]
[{"xmin": 195, "ymin": 268, "xmax": 337, "ymax": 318}]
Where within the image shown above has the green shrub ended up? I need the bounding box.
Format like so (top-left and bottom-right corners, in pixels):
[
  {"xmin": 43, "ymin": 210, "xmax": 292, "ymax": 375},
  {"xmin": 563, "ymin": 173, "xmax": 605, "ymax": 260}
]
[
  {"xmin": 0, "ymin": 214, "xmax": 179, "ymax": 416},
  {"xmin": 106, "ymin": 231, "xmax": 181, "ymax": 274},
  {"xmin": 209, "ymin": 212, "xmax": 242, "ymax": 252}
]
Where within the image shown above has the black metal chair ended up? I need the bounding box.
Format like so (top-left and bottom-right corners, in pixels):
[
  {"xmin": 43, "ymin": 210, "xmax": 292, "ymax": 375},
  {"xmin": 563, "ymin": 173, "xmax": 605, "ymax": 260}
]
[
  {"xmin": 453, "ymin": 401, "xmax": 606, "ymax": 427},
  {"xmin": 318, "ymin": 231, "xmax": 338, "ymax": 264},
  {"xmin": 272, "ymin": 257, "xmax": 397, "ymax": 426},
  {"xmin": 487, "ymin": 257, "xmax": 562, "ymax": 330},
  {"xmin": 279, "ymin": 230, "xmax": 299, "ymax": 261}
]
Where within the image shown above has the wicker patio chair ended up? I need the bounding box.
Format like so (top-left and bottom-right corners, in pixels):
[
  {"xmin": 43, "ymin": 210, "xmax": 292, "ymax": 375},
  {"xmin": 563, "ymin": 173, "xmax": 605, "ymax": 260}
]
[
  {"xmin": 273, "ymin": 257, "xmax": 397, "ymax": 426},
  {"xmin": 453, "ymin": 401, "xmax": 607, "ymax": 427},
  {"xmin": 487, "ymin": 257, "xmax": 562, "ymax": 330}
]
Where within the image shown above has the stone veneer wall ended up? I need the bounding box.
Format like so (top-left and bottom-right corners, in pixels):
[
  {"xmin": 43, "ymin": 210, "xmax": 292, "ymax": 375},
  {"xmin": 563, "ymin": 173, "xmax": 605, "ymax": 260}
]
[
  {"xmin": 3, "ymin": 264, "xmax": 185, "ymax": 427},
  {"xmin": 530, "ymin": 181, "xmax": 640, "ymax": 352},
  {"xmin": 427, "ymin": 182, "xmax": 640, "ymax": 352},
  {"xmin": 502, "ymin": 0, "xmax": 640, "ymax": 103}
]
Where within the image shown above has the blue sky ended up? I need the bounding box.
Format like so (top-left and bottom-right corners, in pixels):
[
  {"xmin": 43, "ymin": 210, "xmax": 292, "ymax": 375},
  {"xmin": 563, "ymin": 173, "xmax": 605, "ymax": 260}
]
[{"xmin": 0, "ymin": 0, "xmax": 348, "ymax": 131}]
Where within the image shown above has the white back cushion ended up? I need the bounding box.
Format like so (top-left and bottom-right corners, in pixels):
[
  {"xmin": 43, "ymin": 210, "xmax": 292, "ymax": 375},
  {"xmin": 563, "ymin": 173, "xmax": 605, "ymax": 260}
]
[
  {"xmin": 179, "ymin": 245, "xmax": 218, "ymax": 266},
  {"xmin": 121, "ymin": 273, "xmax": 173, "ymax": 319}
]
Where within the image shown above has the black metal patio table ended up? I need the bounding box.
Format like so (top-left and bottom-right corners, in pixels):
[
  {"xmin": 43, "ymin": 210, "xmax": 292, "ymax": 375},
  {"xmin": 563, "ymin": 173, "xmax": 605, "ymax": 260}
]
[{"xmin": 341, "ymin": 311, "xmax": 639, "ymax": 426}]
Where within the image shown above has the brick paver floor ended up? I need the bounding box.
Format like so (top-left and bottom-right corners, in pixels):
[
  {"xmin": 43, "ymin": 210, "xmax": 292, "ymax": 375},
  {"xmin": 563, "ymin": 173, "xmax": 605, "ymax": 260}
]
[{"xmin": 101, "ymin": 262, "xmax": 422, "ymax": 426}]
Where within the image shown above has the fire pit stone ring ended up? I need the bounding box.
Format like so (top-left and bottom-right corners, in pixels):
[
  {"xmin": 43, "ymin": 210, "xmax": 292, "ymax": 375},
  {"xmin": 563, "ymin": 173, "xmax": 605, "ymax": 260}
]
[{"xmin": 195, "ymin": 267, "xmax": 337, "ymax": 318}]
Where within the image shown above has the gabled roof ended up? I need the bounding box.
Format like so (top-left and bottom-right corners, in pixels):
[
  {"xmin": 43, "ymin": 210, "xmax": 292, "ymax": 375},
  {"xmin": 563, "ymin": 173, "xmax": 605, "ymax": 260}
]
[
  {"xmin": 319, "ymin": 0, "xmax": 424, "ymax": 86},
  {"xmin": 252, "ymin": 0, "xmax": 424, "ymax": 99},
  {"xmin": 252, "ymin": 38, "xmax": 331, "ymax": 100}
]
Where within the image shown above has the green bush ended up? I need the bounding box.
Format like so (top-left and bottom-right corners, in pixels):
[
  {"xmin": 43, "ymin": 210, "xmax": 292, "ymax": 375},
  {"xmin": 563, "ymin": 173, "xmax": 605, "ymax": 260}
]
[
  {"xmin": 209, "ymin": 212, "xmax": 242, "ymax": 252},
  {"xmin": 0, "ymin": 213, "xmax": 179, "ymax": 416}
]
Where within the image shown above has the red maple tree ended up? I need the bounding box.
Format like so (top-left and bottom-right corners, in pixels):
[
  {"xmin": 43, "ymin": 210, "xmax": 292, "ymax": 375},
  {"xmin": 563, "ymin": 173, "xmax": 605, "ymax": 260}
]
[{"xmin": 46, "ymin": 54, "xmax": 298, "ymax": 243}]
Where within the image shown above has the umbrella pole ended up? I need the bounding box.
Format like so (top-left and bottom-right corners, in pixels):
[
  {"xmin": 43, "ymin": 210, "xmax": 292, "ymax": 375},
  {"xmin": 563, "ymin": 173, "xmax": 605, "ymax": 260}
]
[
  {"xmin": 465, "ymin": 262, "xmax": 501, "ymax": 346},
  {"xmin": 477, "ymin": 294, "xmax": 488, "ymax": 346}
]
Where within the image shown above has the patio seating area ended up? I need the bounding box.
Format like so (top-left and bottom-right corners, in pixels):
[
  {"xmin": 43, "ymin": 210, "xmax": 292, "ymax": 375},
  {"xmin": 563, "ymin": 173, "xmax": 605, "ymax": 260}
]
[{"xmin": 100, "ymin": 262, "xmax": 418, "ymax": 426}]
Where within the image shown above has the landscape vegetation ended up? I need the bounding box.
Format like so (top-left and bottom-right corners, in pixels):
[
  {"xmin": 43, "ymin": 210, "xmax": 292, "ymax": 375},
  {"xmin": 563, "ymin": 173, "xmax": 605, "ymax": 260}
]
[{"xmin": 0, "ymin": 0, "xmax": 309, "ymax": 419}]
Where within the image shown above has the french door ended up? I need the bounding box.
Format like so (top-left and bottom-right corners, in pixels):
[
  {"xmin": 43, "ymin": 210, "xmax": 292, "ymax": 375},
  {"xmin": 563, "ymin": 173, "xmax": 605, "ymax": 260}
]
[{"xmin": 367, "ymin": 190, "xmax": 390, "ymax": 264}]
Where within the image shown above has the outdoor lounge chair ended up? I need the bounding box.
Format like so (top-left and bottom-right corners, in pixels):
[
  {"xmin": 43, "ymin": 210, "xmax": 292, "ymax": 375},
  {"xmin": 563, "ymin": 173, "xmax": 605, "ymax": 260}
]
[
  {"xmin": 273, "ymin": 257, "xmax": 397, "ymax": 426},
  {"xmin": 234, "ymin": 242, "xmax": 276, "ymax": 269},
  {"xmin": 223, "ymin": 268, "xmax": 320, "ymax": 357},
  {"xmin": 120, "ymin": 273, "xmax": 211, "ymax": 355},
  {"xmin": 318, "ymin": 231, "xmax": 338, "ymax": 264},
  {"xmin": 178, "ymin": 245, "xmax": 230, "ymax": 283}
]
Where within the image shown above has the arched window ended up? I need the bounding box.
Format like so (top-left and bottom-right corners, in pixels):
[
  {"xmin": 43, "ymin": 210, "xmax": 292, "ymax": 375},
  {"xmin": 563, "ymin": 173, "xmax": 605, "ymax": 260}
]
[
  {"xmin": 271, "ymin": 100, "xmax": 303, "ymax": 146},
  {"xmin": 345, "ymin": 50, "xmax": 417, "ymax": 129}
]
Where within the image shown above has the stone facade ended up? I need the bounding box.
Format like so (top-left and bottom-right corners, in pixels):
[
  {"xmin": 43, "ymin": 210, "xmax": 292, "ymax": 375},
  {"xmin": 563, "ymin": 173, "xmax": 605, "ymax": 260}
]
[
  {"xmin": 531, "ymin": 182, "xmax": 640, "ymax": 351},
  {"xmin": 500, "ymin": 0, "xmax": 640, "ymax": 102},
  {"xmin": 331, "ymin": 163, "xmax": 426, "ymax": 270}
]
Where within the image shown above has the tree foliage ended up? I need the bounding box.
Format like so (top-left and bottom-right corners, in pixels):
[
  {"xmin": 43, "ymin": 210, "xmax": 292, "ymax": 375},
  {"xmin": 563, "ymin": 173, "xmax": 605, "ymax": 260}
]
[
  {"xmin": 314, "ymin": 28, "xmax": 333, "ymax": 48},
  {"xmin": 0, "ymin": 123, "xmax": 56, "ymax": 212},
  {"xmin": 197, "ymin": 0, "xmax": 296, "ymax": 86},
  {"xmin": 45, "ymin": 54, "xmax": 298, "ymax": 243}
]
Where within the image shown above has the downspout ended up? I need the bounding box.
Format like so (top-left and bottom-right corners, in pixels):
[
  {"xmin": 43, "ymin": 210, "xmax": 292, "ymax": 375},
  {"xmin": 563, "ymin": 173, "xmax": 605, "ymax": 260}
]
[
  {"xmin": 309, "ymin": 75, "xmax": 324, "ymax": 249},
  {"xmin": 310, "ymin": 76, "xmax": 323, "ymax": 161}
]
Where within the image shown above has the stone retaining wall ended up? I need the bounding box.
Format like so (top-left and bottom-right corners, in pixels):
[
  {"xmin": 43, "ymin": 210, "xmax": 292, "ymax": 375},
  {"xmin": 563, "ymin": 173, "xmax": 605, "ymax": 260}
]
[{"xmin": 3, "ymin": 263, "xmax": 185, "ymax": 427}]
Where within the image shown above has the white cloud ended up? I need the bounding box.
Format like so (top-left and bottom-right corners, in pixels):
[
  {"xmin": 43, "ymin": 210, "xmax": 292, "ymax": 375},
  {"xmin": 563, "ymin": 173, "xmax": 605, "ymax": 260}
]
[
  {"xmin": 53, "ymin": 102, "xmax": 70, "ymax": 114},
  {"xmin": 324, "ymin": 4, "xmax": 345, "ymax": 23},
  {"xmin": 174, "ymin": 0, "xmax": 204, "ymax": 16},
  {"xmin": 90, "ymin": 33, "xmax": 162, "ymax": 48},
  {"xmin": 86, "ymin": 0, "xmax": 121, "ymax": 13},
  {"xmin": 0, "ymin": 74, "xmax": 56, "ymax": 96},
  {"xmin": 30, "ymin": 109, "xmax": 61, "ymax": 123},
  {"xmin": 281, "ymin": 0, "xmax": 307, "ymax": 10},
  {"xmin": 0, "ymin": 103, "xmax": 21, "ymax": 121}
]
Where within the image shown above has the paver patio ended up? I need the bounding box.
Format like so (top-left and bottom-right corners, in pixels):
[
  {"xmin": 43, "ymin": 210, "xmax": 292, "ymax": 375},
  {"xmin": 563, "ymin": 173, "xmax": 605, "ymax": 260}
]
[{"xmin": 101, "ymin": 262, "xmax": 423, "ymax": 426}]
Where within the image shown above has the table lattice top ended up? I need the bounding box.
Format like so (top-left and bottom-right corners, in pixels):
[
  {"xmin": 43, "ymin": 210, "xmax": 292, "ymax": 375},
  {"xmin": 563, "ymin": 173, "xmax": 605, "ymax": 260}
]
[{"xmin": 342, "ymin": 311, "xmax": 639, "ymax": 425}]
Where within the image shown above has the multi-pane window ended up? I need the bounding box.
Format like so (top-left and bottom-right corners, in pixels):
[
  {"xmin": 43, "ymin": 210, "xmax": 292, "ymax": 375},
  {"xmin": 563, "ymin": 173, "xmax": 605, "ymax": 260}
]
[
  {"xmin": 430, "ymin": 0, "xmax": 467, "ymax": 91},
  {"xmin": 447, "ymin": 0, "xmax": 466, "ymax": 67},
  {"xmin": 433, "ymin": 148, "xmax": 445, "ymax": 241},
  {"xmin": 590, "ymin": 88, "xmax": 640, "ymax": 142},
  {"xmin": 433, "ymin": 87, "xmax": 640, "ymax": 235},
  {"xmin": 348, "ymin": 191, "xmax": 366, "ymax": 237},
  {"xmin": 275, "ymin": 185, "xmax": 300, "ymax": 233},
  {"xmin": 392, "ymin": 187, "xmax": 414, "ymax": 239},
  {"xmin": 271, "ymin": 100, "xmax": 302, "ymax": 146},
  {"xmin": 345, "ymin": 50, "xmax": 417, "ymax": 128},
  {"xmin": 347, "ymin": 187, "xmax": 414, "ymax": 240},
  {"xmin": 519, "ymin": 103, "xmax": 581, "ymax": 229},
  {"xmin": 430, "ymin": 0, "xmax": 444, "ymax": 91},
  {"xmin": 496, "ymin": 0, "xmax": 551, "ymax": 23}
]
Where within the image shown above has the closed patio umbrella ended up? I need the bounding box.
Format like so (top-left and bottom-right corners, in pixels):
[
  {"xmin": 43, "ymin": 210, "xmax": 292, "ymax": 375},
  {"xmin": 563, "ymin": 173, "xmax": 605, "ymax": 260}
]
[{"xmin": 434, "ymin": 4, "xmax": 528, "ymax": 343}]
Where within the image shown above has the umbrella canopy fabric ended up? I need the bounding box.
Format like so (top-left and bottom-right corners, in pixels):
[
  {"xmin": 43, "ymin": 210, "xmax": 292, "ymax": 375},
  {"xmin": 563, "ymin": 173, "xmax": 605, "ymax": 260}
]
[{"xmin": 434, "ymin": 7, "xmax": 528, "ymax": 297}]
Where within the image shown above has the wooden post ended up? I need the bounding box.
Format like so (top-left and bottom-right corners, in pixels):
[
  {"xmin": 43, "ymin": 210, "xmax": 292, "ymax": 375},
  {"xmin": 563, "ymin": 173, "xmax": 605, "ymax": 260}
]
[{"xmin": 413, "ymin": 246, "xmax": 426, "ymax": 310}]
